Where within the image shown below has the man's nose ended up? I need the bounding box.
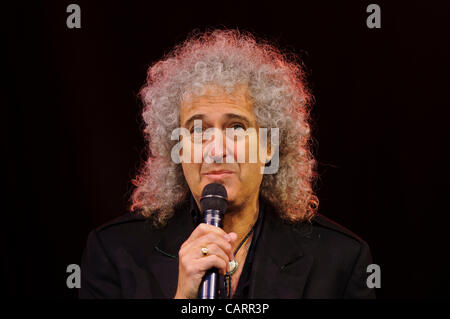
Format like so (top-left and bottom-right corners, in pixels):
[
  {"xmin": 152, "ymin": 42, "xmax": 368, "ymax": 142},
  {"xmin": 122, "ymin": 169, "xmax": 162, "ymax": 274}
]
[{"xmin": 203, "ymin": 131, "xmax": 227, "ymax": 163}]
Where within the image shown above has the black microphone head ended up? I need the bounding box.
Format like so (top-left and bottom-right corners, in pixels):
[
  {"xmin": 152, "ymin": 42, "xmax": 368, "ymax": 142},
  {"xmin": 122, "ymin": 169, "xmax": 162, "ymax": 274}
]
[{"xmin": 200, "ymin": 183, "xmax": 228, "ymax": 213}]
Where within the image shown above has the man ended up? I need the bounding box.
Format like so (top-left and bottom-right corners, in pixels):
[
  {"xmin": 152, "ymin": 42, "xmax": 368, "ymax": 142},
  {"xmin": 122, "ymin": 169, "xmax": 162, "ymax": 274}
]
[{"xmin": 79, "ymin": 29, "xmax": 376, "ymax": 299}]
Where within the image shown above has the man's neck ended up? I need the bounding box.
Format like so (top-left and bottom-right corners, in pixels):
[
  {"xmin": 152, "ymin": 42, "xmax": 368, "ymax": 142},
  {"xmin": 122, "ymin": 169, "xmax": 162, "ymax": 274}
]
[{"xmin": 222, "ymin": 194, "xmax": 260, "ymax": 251}]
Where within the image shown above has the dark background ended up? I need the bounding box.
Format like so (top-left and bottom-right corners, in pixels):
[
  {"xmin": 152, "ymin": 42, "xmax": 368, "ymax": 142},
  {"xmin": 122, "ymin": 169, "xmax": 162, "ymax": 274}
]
[{"xmin": 4, "ymin": 0, "xmax": 449, "ymax": 298}]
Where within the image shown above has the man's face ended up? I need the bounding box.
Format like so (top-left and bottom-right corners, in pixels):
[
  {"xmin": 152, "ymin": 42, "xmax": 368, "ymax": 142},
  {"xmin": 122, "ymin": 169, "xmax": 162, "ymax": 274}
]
[{"xmin": 179, "ymin": 85, "xmax": 268, "ymax": 209}]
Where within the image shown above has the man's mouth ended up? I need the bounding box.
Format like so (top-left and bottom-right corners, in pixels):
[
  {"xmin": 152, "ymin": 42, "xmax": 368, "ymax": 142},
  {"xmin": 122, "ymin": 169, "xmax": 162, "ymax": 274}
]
[{"xmin": 203, "ymin": 170, "xmax": 235, "ymax": 178}]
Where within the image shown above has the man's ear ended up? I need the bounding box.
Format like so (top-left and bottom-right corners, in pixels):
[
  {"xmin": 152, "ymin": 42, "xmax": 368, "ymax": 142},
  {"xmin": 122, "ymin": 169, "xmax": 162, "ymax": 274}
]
[
  {"xmin": 266, "ymin": 147, "xmax": 273, "ymax": 164},
  {"xmin": 259, "ymin": 129, "xmax": 273, "ymax": 164},
  {"xmin": 263, "ymin": 140, "xmax": 273, "ymax": 165},
  {"xmin": 260, "ymin": 128, "xmax": 279, "ymax": 174}
]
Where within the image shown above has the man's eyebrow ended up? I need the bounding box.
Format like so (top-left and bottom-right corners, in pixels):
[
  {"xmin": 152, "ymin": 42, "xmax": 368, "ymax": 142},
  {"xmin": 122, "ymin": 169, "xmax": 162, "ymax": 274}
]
[{"xmin": 182, "ymin": 113, "xmax": 252, "ymax": 128}]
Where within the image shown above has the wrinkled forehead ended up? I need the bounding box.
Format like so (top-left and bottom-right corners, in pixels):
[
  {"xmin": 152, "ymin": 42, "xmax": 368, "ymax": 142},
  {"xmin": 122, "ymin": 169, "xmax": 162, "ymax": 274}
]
[{"xmin": 179, "ymin": 84, "xmax": 256, "ymax": 125}]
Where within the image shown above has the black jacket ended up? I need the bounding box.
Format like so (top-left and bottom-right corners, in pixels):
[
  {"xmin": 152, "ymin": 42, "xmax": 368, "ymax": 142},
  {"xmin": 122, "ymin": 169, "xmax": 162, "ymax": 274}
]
[{"xmin": 79, "ymin": 196, "xmax": 376, "ymax": 299}]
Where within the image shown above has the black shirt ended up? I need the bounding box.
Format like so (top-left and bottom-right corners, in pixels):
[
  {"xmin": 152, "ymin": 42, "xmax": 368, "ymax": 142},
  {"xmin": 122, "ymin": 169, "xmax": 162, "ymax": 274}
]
[{"xmin": 189, "ymin": 194, "xmax": 265, "ymax": 299}]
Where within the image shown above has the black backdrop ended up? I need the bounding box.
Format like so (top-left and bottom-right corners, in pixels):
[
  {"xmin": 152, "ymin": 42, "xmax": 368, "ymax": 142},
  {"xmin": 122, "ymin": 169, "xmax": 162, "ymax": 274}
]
[{"xmin": 4, "ymin": 0, "xmax": 450, "ymax": 298}]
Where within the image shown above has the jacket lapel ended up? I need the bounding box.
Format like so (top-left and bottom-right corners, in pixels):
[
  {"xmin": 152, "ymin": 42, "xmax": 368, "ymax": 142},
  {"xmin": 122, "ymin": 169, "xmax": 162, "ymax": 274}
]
[
  {"xmin": 148, "ymin": 201, "xmax": 195, "ymax": 298},
  {"xmin": 249, "ymin": 204, "xmax": 314, "ymax": 298}
]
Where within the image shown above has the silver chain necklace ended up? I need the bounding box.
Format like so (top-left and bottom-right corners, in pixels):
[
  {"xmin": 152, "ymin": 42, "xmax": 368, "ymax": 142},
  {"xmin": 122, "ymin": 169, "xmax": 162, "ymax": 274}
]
[{"xmin": 224, "ymin": 223, "xmax": 256, "ymax": 298}]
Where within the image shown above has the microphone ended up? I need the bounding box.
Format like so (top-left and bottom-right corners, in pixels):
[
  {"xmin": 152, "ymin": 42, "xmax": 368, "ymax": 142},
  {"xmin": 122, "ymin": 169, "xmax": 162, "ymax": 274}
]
[{"xmin": 199, "ymin": 183, "xmax": 228, "ymax": 299}]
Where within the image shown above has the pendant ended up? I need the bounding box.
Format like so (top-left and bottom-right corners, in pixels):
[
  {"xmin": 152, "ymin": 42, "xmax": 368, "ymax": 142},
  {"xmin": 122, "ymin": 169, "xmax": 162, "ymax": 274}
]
[{"xmin": 227, "ymin": 259, "xmax": 239, "ymax": 276}]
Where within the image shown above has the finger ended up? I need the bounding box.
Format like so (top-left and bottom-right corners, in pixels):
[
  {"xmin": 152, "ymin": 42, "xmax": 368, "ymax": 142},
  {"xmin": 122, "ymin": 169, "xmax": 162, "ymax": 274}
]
[
  {"xmin": 196, "ymin": 255, "xmax": 228, "ymax": 275},
  {"xmin": 227, "ymin": 232, "xmax": 238, "ymax": 242},
  {"xmin": 181, "ymin": 233, "xmax": 233, "ymax": 261},
  {"xmin": 195, "ymin": 233, "xmax": 234, "ymax": 261},
  {"xmin": 198, "ymin": 243, "xmax": 230, "ymax": 265},
  {"xmin": 188, "ymin": 223, "xmax": 229, "ymax": 242}
]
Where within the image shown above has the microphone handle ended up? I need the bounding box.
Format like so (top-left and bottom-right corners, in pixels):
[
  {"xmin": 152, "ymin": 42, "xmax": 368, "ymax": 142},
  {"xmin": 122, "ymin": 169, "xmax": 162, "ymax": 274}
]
[{"xmin": 199, "ymin": 209, "xmax": 223, "ymax": 299}]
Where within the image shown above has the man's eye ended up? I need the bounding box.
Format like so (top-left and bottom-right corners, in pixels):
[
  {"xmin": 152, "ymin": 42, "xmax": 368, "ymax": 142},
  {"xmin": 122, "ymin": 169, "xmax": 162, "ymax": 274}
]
[
  {"xmin": 192, "ymin": 127, "xmax": 203, "ymax": 134},
  {"xmin": 231, "ymin": 123, "xmax": 245, "ymax": 130}
]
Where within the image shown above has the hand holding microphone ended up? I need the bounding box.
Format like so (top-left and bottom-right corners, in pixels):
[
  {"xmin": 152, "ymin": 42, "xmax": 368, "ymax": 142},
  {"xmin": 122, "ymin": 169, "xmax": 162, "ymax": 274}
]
[{"xmin": 174, "ymin": 183, "xmax": 236, "ymax": 299}]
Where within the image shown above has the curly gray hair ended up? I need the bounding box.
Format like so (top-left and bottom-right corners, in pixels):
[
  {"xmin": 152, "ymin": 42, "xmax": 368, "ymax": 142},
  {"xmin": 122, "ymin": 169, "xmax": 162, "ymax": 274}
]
[{"xmin": 131, "ymin": 29, "xmax": 319, "ymax": 227}]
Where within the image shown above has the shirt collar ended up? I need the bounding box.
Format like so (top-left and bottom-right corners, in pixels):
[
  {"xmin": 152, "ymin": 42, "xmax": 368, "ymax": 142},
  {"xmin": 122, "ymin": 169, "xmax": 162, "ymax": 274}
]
[{"xmin": 189, "ymin": 192, "xmax": 202, "ymax": 226}]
